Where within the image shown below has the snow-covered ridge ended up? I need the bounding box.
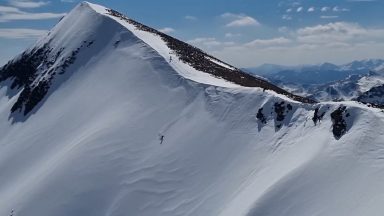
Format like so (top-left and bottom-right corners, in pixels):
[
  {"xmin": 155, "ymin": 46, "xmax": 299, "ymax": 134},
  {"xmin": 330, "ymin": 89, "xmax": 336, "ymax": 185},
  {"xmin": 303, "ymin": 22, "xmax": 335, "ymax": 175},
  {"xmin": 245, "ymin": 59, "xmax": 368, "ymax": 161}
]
[{"xmin": 86, "ymin": 2, "xmax": 315, "ymax": 103}]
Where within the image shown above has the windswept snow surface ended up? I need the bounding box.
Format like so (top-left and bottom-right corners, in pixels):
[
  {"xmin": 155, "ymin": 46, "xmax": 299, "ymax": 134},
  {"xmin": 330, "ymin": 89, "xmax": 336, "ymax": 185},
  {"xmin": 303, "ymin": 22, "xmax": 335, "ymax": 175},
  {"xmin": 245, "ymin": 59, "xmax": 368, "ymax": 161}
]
[{"xmin": 1, "ymin": 2, "xmax": 384, "ymax": 216}]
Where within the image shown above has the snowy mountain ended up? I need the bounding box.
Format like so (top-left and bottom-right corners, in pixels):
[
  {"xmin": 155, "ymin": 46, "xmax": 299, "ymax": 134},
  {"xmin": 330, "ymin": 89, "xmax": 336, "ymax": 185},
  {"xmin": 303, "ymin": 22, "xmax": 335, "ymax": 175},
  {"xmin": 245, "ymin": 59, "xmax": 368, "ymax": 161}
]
[
  {"xmin": 357, "ymin": 85, "xmax": 384, "ymax": 108},
  {"xmin": 356, "ymin": 70, "xmax": 384, "ymax": 108},
  {"xmin": 1, "ymin": 2, "xmax": 384, "ymax": 216},
  {"xmin": 246, "ymin": 59, "xmax": 384, "ymax": 85},
  {"xmin": 246, "ymin": 60, "xmax": 384, "ymax": 102},
  {"xmin": 283, "ymin": 71, "xmax": 384, "ymax": 102},
  {"xmin": 341, "ymin": 59, "xmax": 384, "ymax": 72}
]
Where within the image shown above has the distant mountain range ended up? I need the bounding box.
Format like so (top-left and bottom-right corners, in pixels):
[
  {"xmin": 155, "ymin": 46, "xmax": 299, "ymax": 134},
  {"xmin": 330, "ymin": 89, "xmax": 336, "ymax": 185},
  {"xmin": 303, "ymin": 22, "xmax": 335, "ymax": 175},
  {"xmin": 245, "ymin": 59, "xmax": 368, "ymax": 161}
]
[
  {"xmin": 244, "ymin": 60, "xmax": 384, "ymax": 106},
  {"xmin": 245, "ymin": 59, "xmax": 384, "ymax": 85},
  {"xmin": 284, "ymin": 71, "xmax": 384, "ymax": 102}
]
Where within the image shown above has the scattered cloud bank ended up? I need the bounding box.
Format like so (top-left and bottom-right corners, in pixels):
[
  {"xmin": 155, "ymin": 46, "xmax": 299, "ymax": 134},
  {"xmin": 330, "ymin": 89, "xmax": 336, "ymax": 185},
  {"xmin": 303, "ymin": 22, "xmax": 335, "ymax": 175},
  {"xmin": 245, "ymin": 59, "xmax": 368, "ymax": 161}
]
[
  {"xmin": 8, "ymin": 0, "xmax": 50, "ymax": 8},
  {"xmin": 189, "ymin": 22, "xmax": 384, "ymax": 66},
  {"xmin": 225, "ymin": 32, "xmax": 242, "ymax": 38},
  {"xmin": 321, "ymin": 15, "xmax": 339, "ymax": 19},
  {"xmin": 283, "ymin": 3, "xmax": 350, "ymax": 21},
  {"xmin": 0, "ymin": 11, "xmax": 65, "ymax": 22},
  {"xmin": 0, "ymin": 1, "xmax": 65, "ymax": 22},
  {"xmin": 0, "ymin": 28, "xmax": 47, "ymax": 38},
  {"xmin": 0, "ymin": 0, "xmax": 64, "ymax": 45},
  {"xmin": 245, "ymin": 37, "xmax": 291, "ymax": 47}
]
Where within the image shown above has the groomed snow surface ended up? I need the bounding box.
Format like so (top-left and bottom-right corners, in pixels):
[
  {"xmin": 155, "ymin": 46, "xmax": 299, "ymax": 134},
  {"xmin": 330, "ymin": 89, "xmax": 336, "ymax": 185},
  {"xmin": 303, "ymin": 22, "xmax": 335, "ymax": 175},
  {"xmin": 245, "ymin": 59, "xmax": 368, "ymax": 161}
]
[{"xmin": 1, "ymin": 2, "xmax": 384, "ymax": 216}]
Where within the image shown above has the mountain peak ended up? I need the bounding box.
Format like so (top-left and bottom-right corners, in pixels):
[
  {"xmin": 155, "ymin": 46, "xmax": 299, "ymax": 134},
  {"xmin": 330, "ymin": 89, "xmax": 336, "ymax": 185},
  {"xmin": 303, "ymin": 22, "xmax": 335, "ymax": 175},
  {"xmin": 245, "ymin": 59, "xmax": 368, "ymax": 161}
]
[{"xmin": 0, "ymin": 2, "xmax": 315, "ymax": 118}]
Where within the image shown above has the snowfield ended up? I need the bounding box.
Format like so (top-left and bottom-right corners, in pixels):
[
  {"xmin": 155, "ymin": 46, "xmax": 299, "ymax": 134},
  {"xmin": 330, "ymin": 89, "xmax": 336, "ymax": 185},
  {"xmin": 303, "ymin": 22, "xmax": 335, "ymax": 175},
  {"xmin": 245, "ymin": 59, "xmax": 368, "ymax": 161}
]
[{"xmin": 1, "ymin": 2, "xmax": 384, "ymax": 216}]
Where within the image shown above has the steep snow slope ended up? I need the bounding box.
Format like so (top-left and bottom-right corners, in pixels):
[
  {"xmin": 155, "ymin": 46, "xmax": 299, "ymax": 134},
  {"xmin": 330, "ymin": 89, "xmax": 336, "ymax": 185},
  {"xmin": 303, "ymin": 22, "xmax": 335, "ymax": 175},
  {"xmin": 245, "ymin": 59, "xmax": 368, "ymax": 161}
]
[{"xmin": 1, "ymin": 2, "xmax": 384, "ymax": 216}]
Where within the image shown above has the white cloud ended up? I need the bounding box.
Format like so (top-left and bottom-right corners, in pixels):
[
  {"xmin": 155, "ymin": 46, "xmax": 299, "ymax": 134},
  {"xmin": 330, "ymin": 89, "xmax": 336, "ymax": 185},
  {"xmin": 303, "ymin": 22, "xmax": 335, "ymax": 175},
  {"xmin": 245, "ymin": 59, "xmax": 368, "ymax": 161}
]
[
  {"xmin": 184, "ymin": 15, "xmax": 197, "ymax": 21},
  {"xmin": 221, "ymin": 13, "xmax": 260, "ymax": 27},
  {"xmin": 0, "ymin": 5, "xmax": 21, "ymax": 13},
  {"xmin": 282, "ymin": 14, "xmax": 292, "ymax": 20},
  {"xmin": 291, "ymin": 2, "xmax": 301, "ymax": 7},
  {"xmin": 226, "ymin": 16, "xmax": 260, "ymax": 27},
  {"xmin": 0, "ymin": 11, "xmax": 66, "ymax": 22},
  {"xmin": 333, "ymin": 6, "xmax": 350, "ymax": 12},
  {"xmin": 8, "ymin": 0, "xmax": 50, "ymax": 8},
  {"xmin": 278, "ymin": 26, "xmax": 289, "ymax": 33},
  {"xmin": 296, "ymin": 7, "xmax": 303, "ymax": 12},
  {"xmin": 296, "ymin": 22, "xmax": 384, "ymax": 44},
  {"xmin": 188, "ymin": 37, "xmax": 221, "ymax": 46},
  {"xmin": 220, "ymin": 12, "xmax": 239, "ymax": 19},
  {"xmin": 321, "ymin": 7, "xmax": 330, "ymax": 12},
  {"xmin": 307, "ymin": 7, "xmax": 315, "ymax": 12},
  {"xmin": 0, "ymin": 28, "xmax": 47, "ymax": 38},
  {"xmin": 320, "ymin": 15, "xmax": 339, "ymax": 19},
  {"xmin": 286, "ymin": 8, "xmax": 292, "ymax": 13},
  {"xmin": 0, "ymin": 5, "xmax": 65, "ymax": 22},
  {"xmin": 158, "ymin": 27, "xmax": 175, "ymax": 34},
  {"xmin": 225, "ymin": 32, "xmax": 241, "ymax": 38},
  {"xmin": 245, "ymin": 37, "xmax": 292, "ymax": 47}
]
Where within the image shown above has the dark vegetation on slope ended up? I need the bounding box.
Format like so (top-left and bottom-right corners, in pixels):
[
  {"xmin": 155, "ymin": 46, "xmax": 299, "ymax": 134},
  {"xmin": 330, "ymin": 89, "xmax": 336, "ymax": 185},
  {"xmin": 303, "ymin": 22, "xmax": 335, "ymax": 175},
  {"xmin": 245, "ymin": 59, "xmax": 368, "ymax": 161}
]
[{"xmin": 105, "ymin": 8, "xmax": 316, "ymax": 104}]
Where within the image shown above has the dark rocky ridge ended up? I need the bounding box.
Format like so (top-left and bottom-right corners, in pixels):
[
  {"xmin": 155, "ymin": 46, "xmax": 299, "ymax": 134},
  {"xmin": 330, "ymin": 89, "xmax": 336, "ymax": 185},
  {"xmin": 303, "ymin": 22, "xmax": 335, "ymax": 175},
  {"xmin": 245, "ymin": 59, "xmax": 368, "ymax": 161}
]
[
  {"xmin": 256, "ymin": 108, "xmax": 267, "ymax": 124},
  {"xmin": 312, "ymin": 107, "xmax": 327, "ymax": 125},
  {"xmin": 256, "ymin": 101, "xmax": 295, "ymax": 131},
  {"xmin": 273, "ymin": 101, "xmax": 293, "ymax": 129},
  {"xmin": 256, "ymin": 102, "xmax": 354, "ymax": 140},
  {"xmin": 0, "ymin": 40, "xmax": 93, "ymax": 116},
  {"xmin": 330, "ymin": 106, "xmax": 350, "ymax": 139},
  {"xmin": 105, "ymin": 8, "xmax": 316, "ymax": 104}
]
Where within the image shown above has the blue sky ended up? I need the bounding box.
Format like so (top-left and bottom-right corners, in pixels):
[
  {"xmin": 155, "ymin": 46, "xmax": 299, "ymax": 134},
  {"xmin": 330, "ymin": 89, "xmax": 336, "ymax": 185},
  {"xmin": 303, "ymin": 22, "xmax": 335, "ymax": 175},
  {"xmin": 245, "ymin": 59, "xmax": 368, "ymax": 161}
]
[{"xmin": 1, "ymin": 0, "xmax": 384, "ymax": 67}]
